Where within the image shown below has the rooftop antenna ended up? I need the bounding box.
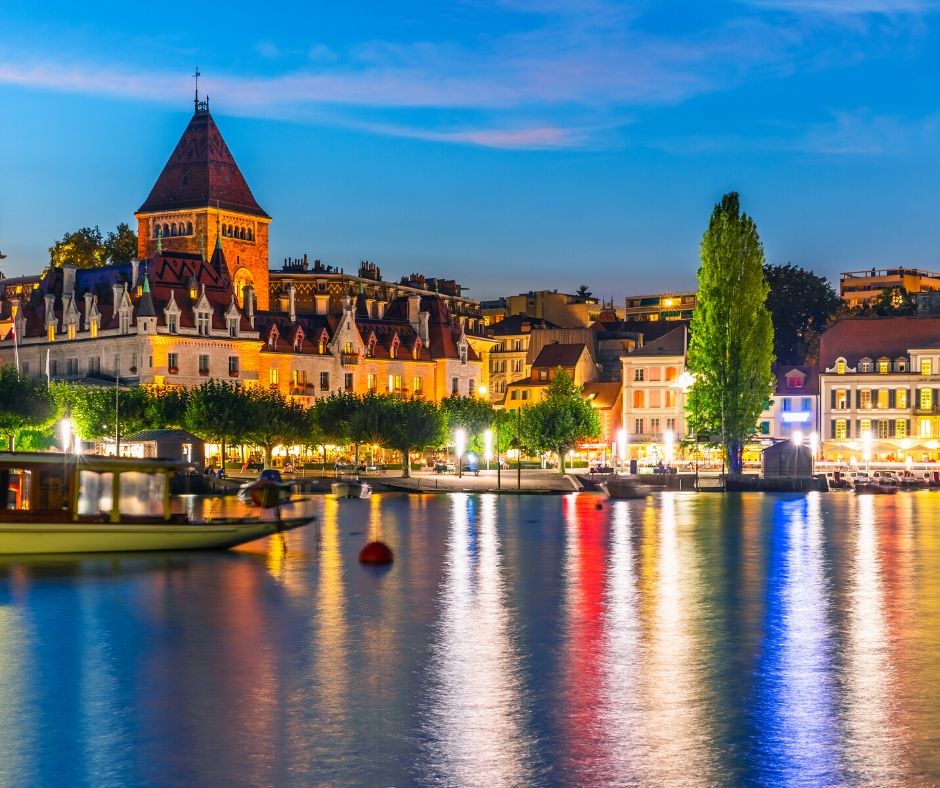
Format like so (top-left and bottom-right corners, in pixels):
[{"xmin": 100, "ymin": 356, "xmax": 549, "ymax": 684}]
[{"xmin": 193, "ymin": 66, "xmax": 201, "ymax": 111}]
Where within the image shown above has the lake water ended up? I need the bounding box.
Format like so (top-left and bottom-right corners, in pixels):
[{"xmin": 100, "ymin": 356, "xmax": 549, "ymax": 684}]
[{"xmin": 1, "ymin": 491, "xmax": 940, "ymax": 786}]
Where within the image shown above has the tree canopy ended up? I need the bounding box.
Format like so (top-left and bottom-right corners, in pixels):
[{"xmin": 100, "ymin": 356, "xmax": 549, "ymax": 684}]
[
  {"xmin": 686, "ymin": 192, "xmax": 775, "ymax": 475},
  {"xmin": 0, "ymin": 367, "xmax": 55, "ymax": 450},
  {"xmin": 381, "ymin": 398, "xmax": 446, "ymax": 477},
  {"xmin": 49, "ymin": 223, "xmax": 138, "ymax": 269},
  {"xmin": 440, "ymin": 395, "xmax": 495, "ymax": 453},
  {"xmin": 523, "ymin": 369, "xmax": 600, "ymax": 474},
  {"xmin": 764, "ymin": 263, "xmax": 841, "ymax": 365}
]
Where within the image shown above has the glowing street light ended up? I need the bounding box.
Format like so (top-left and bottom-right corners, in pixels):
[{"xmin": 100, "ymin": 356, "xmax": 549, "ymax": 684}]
[
  {"xmin": 477, "ymin": 384, "xmax": 488, "ymax": 399},
  {"xmin": 59, "ymin": 418, "xmax": 73, "ymax": 454},
  {"xmin": 484, "ymin": 428, "xmax": 493, "ymax": 470},
  {"xmin": 455, "ymin": 428, "xmax": 466, "ymax": 478},
  {"xmin": 809, "ymin": 431, "xmax": 819, "ymax": 457},
  {"xmin": 792, "ymin": 429, "xmax": 803, "ymax": 446},
  {"xmin": 616, "ymin": 428, "xmax": 627, "ymax": 471},
  {"xmin": 862, "ymin": 430, "xmax": 873, "ymax": 472},
  {"xmin": 664, "ymin": 428, "xmax": 675, "ymax": 466}
]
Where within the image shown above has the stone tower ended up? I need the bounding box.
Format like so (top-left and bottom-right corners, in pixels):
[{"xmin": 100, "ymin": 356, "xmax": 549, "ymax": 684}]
[{"xmin": 134, "ymin": 98, "xmax": 271, "ymax": 309}]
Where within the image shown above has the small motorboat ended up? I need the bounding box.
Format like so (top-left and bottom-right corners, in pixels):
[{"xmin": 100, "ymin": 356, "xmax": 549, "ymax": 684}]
[
  {"xmin": 331, "ymin": 479, "xmax": 372, "ymax": 498},
  {"xmin": 0, "ymin": 453, "xmax": 313, "ymax": 555},
  {"xmin": 854, "ymin": 481, "xmax": 898, "ymax": 495},
  {"xmin": 600, "ymin": 476, "xmax": 651, "ymax": 500},
  {"xmin": 238, "ymin": 469, "xmax": 291, "ymax": 505}
]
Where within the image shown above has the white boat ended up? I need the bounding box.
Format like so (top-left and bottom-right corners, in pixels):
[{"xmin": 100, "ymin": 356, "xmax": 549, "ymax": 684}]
[
  {"xmin": 331, "ymin": 479, "xmax": 372, "ymax": 498},
  {"xmin": 600, "ymin": 476, "xmax": 651, "ymax": 500},
  {"xmin": 0, "ymin": 453, "xmax": 313, "ymax": 555}
]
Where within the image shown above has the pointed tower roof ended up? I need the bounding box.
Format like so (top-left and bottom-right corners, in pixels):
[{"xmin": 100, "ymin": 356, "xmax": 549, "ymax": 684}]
[{"xmin": 137, "ymin": 106, "xmax": 269, "ymax": 218}]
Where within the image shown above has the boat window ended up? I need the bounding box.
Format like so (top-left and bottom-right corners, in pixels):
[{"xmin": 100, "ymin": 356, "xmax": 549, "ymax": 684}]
[
  {"xmin": 33, "ymin": 468, "xmax": 68, "ymax": 512},
  {"xmin": 77, "ymin": 471, "xmax": 114, "ymax": 516},
  {"xmin": 1, "ymin": 469, "xmax": 31, "ymax": 510},
  {"xmin": 119, "ymin": 472, "xmax": 165, "ymax": 517}
]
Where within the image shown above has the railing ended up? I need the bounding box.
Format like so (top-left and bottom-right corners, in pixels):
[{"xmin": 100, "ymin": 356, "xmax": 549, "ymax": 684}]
[{"xmin": 341, "ymin": 352, "xmax": 359, "ymax": 365}]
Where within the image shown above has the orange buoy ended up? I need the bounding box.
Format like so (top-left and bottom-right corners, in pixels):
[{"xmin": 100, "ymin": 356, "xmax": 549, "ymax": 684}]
[{"xmin": 359, "ymin": 540, "xmax": 394, "ymax": 565}]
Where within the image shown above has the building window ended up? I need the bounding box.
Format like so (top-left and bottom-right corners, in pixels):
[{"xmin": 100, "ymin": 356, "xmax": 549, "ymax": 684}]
[
  {"xmin": 860, "ymin": 390, "xmax": 871, "ymax": 409},
  {"xmin": 510, "ymin": 390, "xmax": 519, "ymax": 401},
  {"xmin": 634, "ymin": 419, "xmax": 643, "ymax": 434},
  {"xmin": 344, "ymin": 341, "xmax": 353, "ymax": 354},
  {"xmin": 89, "ymin": 321, "xmax": 98, "ymax": 338},
  {"xmin": 860, "ymin": 418, "xmax": 871, "ymax": 436},
  {"xmin": 168, "ymin": 314, "xmax": 178, "ymax": 334},
  {"xmin": 782, "ymin": 398, "xmax": 791, "ymax": 412},
  {"xmin": 392, "ymin": 375, "xmax": 403, "ymax": 393},
  {"xmin": 897, "ymin": 389, "xmax": 908, "ymax": 409},
  {"xmin": 88, "ymin": 356, "xmax": 100, "ymax": 375},
  {"xmin": 878, "ymin": 360, "xmax": 890, "ymax": 374},
  {"xmin": 666, "ymin": 417, "xmax": 676, "ymax": 431},
  {"xmin": 632, "ymin": 390, "xmax": 644, "ymax": 408},
  {"xmin": 922, "ymin": 359, "xmax": 932, "ymax": 376},
  {"xmin": 452, "ymin": 377, "xmax": 459, "ymax": 395},
  {"xmin": 168, "ymin": 353, "xmax": 179, "ymax": 373},
  {"xmin": 835, "ymin": 419, "xmax": 847, "ymax": 439},
  {"xmin": 199, "ymin": 355, "xmax": 209, "ymax": 376},
  {"xmin": 521, "ymin": 390, "xmax": 529, "ymax": 401},
  {"xmin": 413, "ymin": 376, "xmax": 422, "ymax": 395},
  {"xmin": 835, "ymin": 390, "xmax": 847, "ymax": 409},
  {"xmin": 228, "ymin": 318, "xmax": 238, "ymax": 338},
  {"xmin": 367, "ymin": 374, "xmax": 377, "ymax": 392},
  {"xmin": 345, "ymin": 373, "xmax": 353, "ymax": 391},
  {"xmin": 197, "ymin": 312, "xmax": 210, "ymax": 336},
  {"xmin": 664, "ymin": 390, "xmax": 677, "ymax": 408},
  {"xmin": 896, "ymin": 419, "xmax": 907, "ymax": 438},
  {"xmin": 228, "ymin": 356, "xmax": 239, "ymax": 376},
  {"xmin": 66, "ymin": 358, "xmax": 79, "ymax": 376},
  {"xmin": 539, "ymin": 370, "xmax": 548, "ymax": 381},
  {"xmin": 877, "ymin": 390, "xmax": 889, "ymax": 409},
  {"xmin": 921, "ymin": 418, "xmax": 932, "ymax": 438},
  {"xmin": 634, "ymin": 369, "xmax": 644, "ymax": 382},
  {"xmin": 879, "ymin": 420, "xmax": 889, "ymax": 439},
  {"xmin": 67, "ymin": 324, "xmax": 76, "ymax": 340},
  {"xmin": 859, "ymin": 359, "xmax": 873, "ymax": 373},
  {"xmin": 459, "ymin": 346, "xmax": 468, "ymax": 365},
  {"xmin": 390, "ymin": 344, "xmax": 397, "ymax": 360},
  {"xmin": 650, "ymin": 417, "xmax": 660, "ymax": 434},
  {"xmin": 759, "ymin": 421, "xmax": 770, "ymax": 435},
  {"xmin": 836, "ymin": 359, "xmax": 846, "ymax": 375},
  {"xmin": 320, "ymin": 372, "xmax": 330, "ymax": 391},
  {"xmin": 921, "ymin": 388, "xmax": 933, "ymax": 410},
  {"xmin": 802, "ymin": 397, "xmax": 811, "ymax": 412},
  {"xmin": 270, "ymin": 369, "xmax": 279, "ymax": 386},
  {"xmin": 47, "ymin": 325, "xmax": 55, "ymax": 342}
]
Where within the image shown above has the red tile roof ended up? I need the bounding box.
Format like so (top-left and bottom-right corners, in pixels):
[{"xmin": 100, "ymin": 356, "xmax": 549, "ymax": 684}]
[
  {"xmin": 137, "ymin": 109, "xmax": 268, "ymax": 218},
  {"xmin": 818, "ymin": 316, "xmax": 940, "ymax": 370}
]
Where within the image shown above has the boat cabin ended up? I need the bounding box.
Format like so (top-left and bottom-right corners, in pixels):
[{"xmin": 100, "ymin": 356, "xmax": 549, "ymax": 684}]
[{"xmin": 0, "ymin": 453, "xmax": 193, "ymax": 523}]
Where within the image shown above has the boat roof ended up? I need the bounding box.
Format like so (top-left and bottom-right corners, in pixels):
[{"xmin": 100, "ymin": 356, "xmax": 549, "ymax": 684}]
[{"xmin": 0, "ymin": 452, "xmax": 194, "ymax": 473}]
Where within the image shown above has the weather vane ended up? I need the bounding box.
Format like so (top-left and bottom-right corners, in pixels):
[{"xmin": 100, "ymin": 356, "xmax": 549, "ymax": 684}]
[{"xmin": 193, "ymin": 66, "xmax": 201, "ymax": 103}]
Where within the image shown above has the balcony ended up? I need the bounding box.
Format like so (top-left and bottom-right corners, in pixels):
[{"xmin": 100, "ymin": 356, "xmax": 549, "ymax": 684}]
[
  {"xmin": 341, "ymin": 352, "xmax": 359, "ymax": 366},
  {"xmin": 914, "ymin": 405, "xmax": 940, "ymax": 415}
]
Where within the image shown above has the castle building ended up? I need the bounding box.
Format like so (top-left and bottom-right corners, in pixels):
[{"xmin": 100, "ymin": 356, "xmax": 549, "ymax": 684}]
[{"xmin": 0, "ymin": 100, "xmax": 483, "ymax": 412}]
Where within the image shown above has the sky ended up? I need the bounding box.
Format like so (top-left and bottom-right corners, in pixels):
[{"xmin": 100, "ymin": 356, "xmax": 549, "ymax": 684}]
[{"xmin": 2, "ymin": 0, "xmax": 940, "ymax": 302}]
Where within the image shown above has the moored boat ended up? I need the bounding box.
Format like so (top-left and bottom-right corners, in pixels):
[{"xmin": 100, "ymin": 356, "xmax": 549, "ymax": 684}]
[
  {"xmin": 0, "ymin": 453, "xmax": 313, "ymax": 555},
  {"xmin": 854, "ymin": 481, "xmax": 899, "ymax": 495},
  {"xmin": 600, "ymin": 476, "xmax": 651, "ymax": 500},
  {"xmin": 331, "ymin": 479, "xmax": 372, "ymax": 498}
]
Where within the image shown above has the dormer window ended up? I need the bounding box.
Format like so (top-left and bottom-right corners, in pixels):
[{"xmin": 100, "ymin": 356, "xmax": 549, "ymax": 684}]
[
  {"xmin": 836, "ymin": 358, "xmax": 846, "ymax": 375},
  {"xmin": 897, "ymin": 358, "xmax": 908, "ymax": 372},
  {"xmin": 67, "ymin": 324, "xmax": 76, "ymax": 340},
  {"xmin": 269, "ymin": 327, "xmax": 279, "ymax": 350},
  {"xmin": 859, "ymin": 357, "xmax": 873, "ymax": 373},
  {"xmin": 197, "ymin": 311, "xmax": 210, "ymax": 337},
  {"xmin": 90, "ymin": 320, "xmax": 98, "ymax": 338},
  {"xmin": 47, "ymin": 325, "xmax": 55, "ymax": 342},
  {"xmin": 878, "ymin": 359, "xmax": 890, "ymax": 374},
  {"xmin": 168, "ymin": 314, "xmax": 177, "ymax": 334},
  {"xmin": 294, "ymin": 330, "xmax": 304, "ymax": 352},
  {"xmin": 367, "ymin": 339, "xmax": 375, "ymax": 358},
  {"xmin": 190, "ymin": 284, "xmax": 199, "ymax": 301},
  {"xmin": 922, "ymin": 359, "xmax": 932, "ymax": 376},
  {"xmin": 120, "ymin": 310, "xmax": 131, "ymax": 335},
  {"xmin": 344, "ymin": 341, "xmax": 353, "ymax": 355},
  {"xmin": 229, "ymin": 317, "xmax": 239, "ymax": 338},
  {"xmin": 318, "ymin": 339, "xmax": 326, "ymax": 354},
  {"xmin": 459, "ymin": 345, "xmax": 468, "ymax": 365}
]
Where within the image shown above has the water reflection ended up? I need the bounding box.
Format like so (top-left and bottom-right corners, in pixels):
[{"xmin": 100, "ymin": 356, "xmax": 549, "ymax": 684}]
[
  {"xmin": 753, "ymin": 493, "xmax": 840, "ymax": 783},
  {"xmin": 421, "ymin": 493, "xmax": 534, "ymax": 786}
]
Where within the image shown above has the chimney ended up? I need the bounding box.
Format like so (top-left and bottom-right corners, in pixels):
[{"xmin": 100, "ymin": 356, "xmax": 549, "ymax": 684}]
[
  {"xmin": 407, "ymin": 294, "xmax": 421, "ymax": 330},
  {"xmin": 44, "ymin": 294, "xmax": 56, "ymax": 328},
  {"xmin": 62, "ymin": 264, "xmax": 77, "ymax": 296},
  {"xmin": 130, "ymin": 259, "xmax": 139, "ymax": 290},
  {"xmin": 288, "ymin": 284, "xmax": 296, "ymax": 323},
  {"xmin": 245, "ymin": 284, "xmax": 255, "ymax": 328},
  {"xmin": 418, "ymin": 311, "xmax": 429, "ymax": 343}
]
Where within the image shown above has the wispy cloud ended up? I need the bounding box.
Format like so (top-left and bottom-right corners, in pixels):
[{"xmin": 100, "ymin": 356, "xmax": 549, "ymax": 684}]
[{"xmin": 0, "ymin": 1, "xmax": 934, "ymax": 149}]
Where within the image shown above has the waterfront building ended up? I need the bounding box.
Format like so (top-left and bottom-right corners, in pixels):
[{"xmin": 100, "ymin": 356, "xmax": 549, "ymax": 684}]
[
  {"xmin": 623, "ymin": 291, "xmax": 696, "ymax": 322},
  {"xmin": 757, "ymin": 366, "xmax": 820, "ymax": 442},
  {"xmin": 818, "ymin": 316, "xmax": 940, "ymax": 462},
  {"xmin": 0, "ymin": 100, "xmax": 483, "ymax": 407},
  {"xmin": 486, "ymin": 315, "xmax": 559, "ymax": 403},
  {"xmin": 503, "ymin": 342, "xmax": 597, "ymax": 411},
  {"xmin": 839, "ymin": 267, "xmax": 940, "ymax": 308},
  {"xmin": 619, "ymin": 325, "xmax": 689, "ymax": 461}
]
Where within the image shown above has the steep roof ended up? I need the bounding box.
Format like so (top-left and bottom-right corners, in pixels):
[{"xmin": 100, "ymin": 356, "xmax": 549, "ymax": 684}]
[
  {"xmin": 532, "ymin": 342, "xmax": 588, "ymax": 369},
  {"xmin": 581, "ymin": 381, "xmax": 622, "ymax": 409},
  {"xmin": 137, "ymin": 108, "xmax": 269, "ymax": 218},
  {"xmin": 818, "ymin": 316, "xmax": 940, "ymax": 369},
  {"xmin": 489, "ymin": 314, "xmax": 559, "ymax": 336},
  {"xmin": 626, "ymin": 325, "xmax": 687, "ymax": 357},
  {"xmin": 774, "ymin": 365, "xmax": 819, "ymax": 396}
]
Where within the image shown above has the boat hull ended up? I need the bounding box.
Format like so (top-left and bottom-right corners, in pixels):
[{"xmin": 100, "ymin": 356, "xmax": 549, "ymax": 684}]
[
  {"xmin": 601, "ymin": 478, "xmax": 651, "ymax": 500},
  {"xmin": 0, "ymin": 517, "xmax": 312, "ymax": 555}
]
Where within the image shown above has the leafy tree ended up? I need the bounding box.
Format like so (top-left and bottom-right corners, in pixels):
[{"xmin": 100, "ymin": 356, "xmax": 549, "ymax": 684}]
[
  {"xmin": 50, "ymin": 383, "xmax": 148, "ymax": 444},
  {"xmin": 868, "ymin": 286, "xmax": 917, "ymax": 316},
  {"xmin": 764, "ymin": 263, "xmax": 841, "ymax": 364},
  {"xmin": 105, "ymin": 223, "xmax": 138, "ymax": 265},
  {"xmin": 575, "ymin": 284, "xmax": 593, "ymax": 299},
  {"xmin": 146, "ymin": 387, "xmax": 189, "ymax": 429},
  {"xmin": 243, "ymin": 387, "xmax": 308, "ymax": 468},
  {"xmin": 185, "ymin": 381, "xmax": 250, "ymax": 468},
  {"xmin": 381, "ymin": 398, "xmax": 446, "ymax": 477},
  {"xmin": 523, "ymin": 369, "xmax": 600, "ymax": 474},
  {"xmin": 440, "ymin": 395, "xmax": 495, "ymax": 453},
  {"xmin": 348, "ymin": 394, "xmax": 392, "ymax": 464},
  {"xmin": 49, "ymin": 223, "xmax": 138, "ymax": 269},
  {"xmin": 686, "ymin": 192, "xmax": 775, "ymax": 475},
  {"xmin": 0, "ymin": 366, "xmax": 55, "ymax": 450}
]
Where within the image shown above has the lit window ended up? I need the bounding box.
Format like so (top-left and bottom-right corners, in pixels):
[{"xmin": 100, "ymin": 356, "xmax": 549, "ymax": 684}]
[
  {"xmin": 860, "ymin": 390, "xmax": 871, "ymax": 409},
  {"xmin": 922, "ymin": 359, "xmax": 932, "ymax": 376},
  {"xmin": 67, "ymin": 324, "xmax": 76, "ymax": 340},
  {"xmin": 897, "ymin": 389, "xmax": 908, "ymax": 409},
  {"xmin": 48, "ymin": 325, "xmax": 55, "ymax": 342},
  {"xmin": 835, "ymin": 390, "xmax": 847, "ymax": 409},
  {"xmin": 270, "ymin": 369, "xmax": 279, "ymax": 385},
  {"xmin": 921, "ymin": 418, "xmax": 932, "ymax": 438},
  {"xmin": 413, "ymin": 376, "xmax": 422, "ymax": 395},
  {"xmin": 90, "ymin": 321, "xmax": 98, "ymax": 338},
  {"xmin": 921, "ymin": 388, "xmax": 933, "ymax": 410},
  {"xmin": 835, "ymin": 419, "xmax": 847, "ymax": 439},
  {"xmin": 836, "ymin": 359, "xmax": 846, "ymax": 375},
  {"xmin": 634, "ymin": 369, "xmax": 644, "ymax": 382},
  {"xmin": 896, "ymin": 419, "xmax": 907, "ymax": 438},
  {"xmin": 877, "ymin": 390, "xmax": 889, "ymax": 409},
  {"xmin": 860, "ymin": 418, "xmax": 871, "ymax": 435},
  {"xmin": 878, "ymin": 360, "xmax": 889, "ymax": 374},
  {"xmin": 367, "ymin": 373, "xmax": 377, "ymax": 392},
  {"xmin": 320, "ymin": 372, "xmax": 330, "ymax": 390},
  {"xmin": 344, "ymin": 341, "xmax": 353, "ymax": 354}
]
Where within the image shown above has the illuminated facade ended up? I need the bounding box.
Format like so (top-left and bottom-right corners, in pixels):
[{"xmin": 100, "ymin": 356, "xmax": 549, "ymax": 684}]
[
  {"xmin": 756, "ymin": 366, "xmax": 820, "ymax": 442},
  {"xmin": 839, "ymin": 267, "xmax": 940, "ymax": 309},
  {"xmin": 623, "ymin": 292, "xmax": 696, "ymax": 322}
]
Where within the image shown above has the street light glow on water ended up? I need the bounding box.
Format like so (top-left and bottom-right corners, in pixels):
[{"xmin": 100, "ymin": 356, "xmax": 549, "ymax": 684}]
[{"xmin": 0, "ymin": 491, "xmax": 938, "ymax": 783}]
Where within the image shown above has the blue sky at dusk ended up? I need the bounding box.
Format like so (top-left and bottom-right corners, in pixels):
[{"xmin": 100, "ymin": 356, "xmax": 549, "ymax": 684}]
[{"xmin": 2, "ymin": 0, "xmax": 940, "ymax": 301}]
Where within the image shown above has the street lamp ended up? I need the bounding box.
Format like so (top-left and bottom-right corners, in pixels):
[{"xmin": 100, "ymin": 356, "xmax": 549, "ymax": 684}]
[
  {"xmin": 616, "ymin": 428, "xmax": 627, "ymax": 473},
  {"xmin": 455, "ymin": 428, "xmax": 466, "ymax": 478},
  {"xmin": 792, "ymin": 429, "xmax": 803, "ymax": 477},
  {"xmin": 477, "ymin": 384, "xmax": 488, "ymax": 399},
  {"xmin": 862, "ymin": 430, "xmax": 873, "ymax": 473},
  {"xmin": 664, "ymin": 429, "xmax": 675, "ymax": 467},
  {"xmin": 59, "ymin": 418, "xmax": 73, "ymax": 454},
  {"xmin": 484, "ymin": 429, "xmax": 493, "ymax": 470}
]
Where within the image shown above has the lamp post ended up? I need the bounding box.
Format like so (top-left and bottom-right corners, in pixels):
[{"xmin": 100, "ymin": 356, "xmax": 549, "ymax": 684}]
[
  {"xmin": 495, "ymin": 410, "xmax": 502, "ymax": 490},
  {"xmin": 617, "ymin": 428, "xmax": 627, "ymax": 474},
  {"xmin": 862, "ymin": 430, "xmax": 873, "ymax": 474},
  {"xmin": 484, "ymin": 429, "xmax": 493, "ymax": 471},
  {"xmin": 455, "ymin": 428, "xmax": 466, "ymax": 478}
]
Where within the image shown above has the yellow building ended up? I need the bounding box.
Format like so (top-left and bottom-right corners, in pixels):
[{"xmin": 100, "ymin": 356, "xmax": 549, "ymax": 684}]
[{"xmin": 839, "ymin": 268, "xmax": 940, "ymax": 308}]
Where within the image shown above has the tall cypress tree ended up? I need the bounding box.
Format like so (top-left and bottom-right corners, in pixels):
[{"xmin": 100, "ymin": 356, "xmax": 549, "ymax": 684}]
[{"xmin": 686, "ymin": 193, "xmax": 775, "ymax": 475}]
